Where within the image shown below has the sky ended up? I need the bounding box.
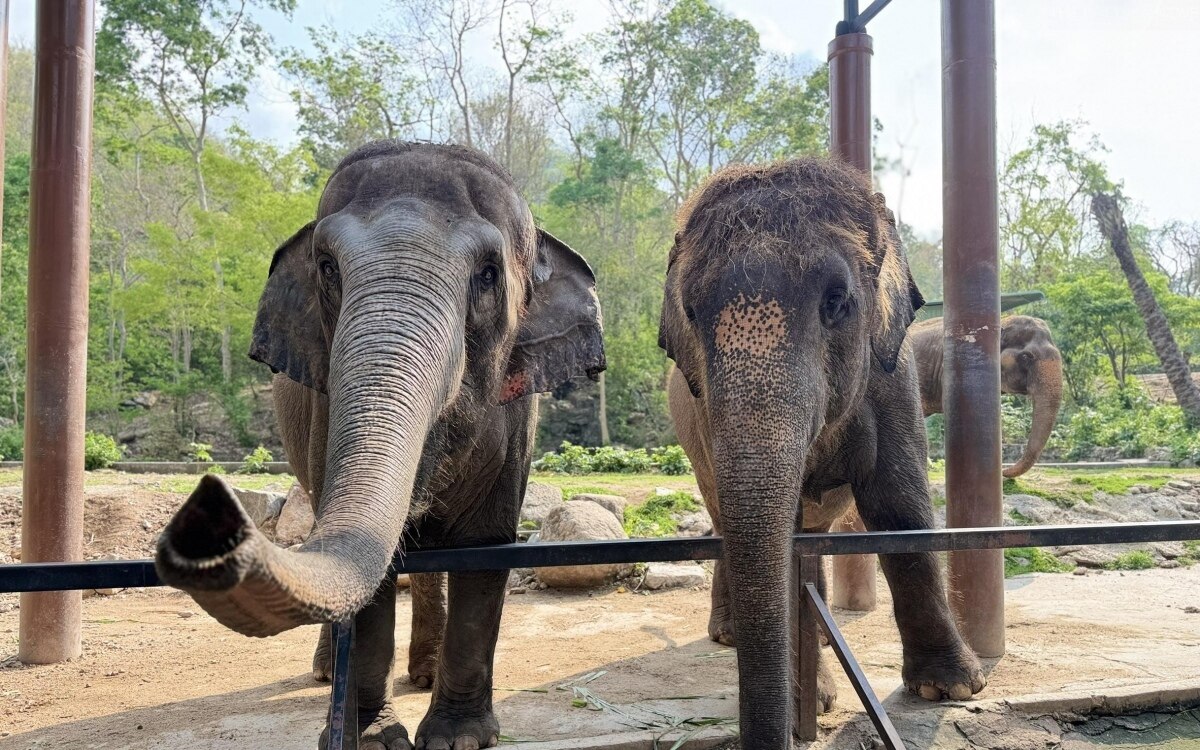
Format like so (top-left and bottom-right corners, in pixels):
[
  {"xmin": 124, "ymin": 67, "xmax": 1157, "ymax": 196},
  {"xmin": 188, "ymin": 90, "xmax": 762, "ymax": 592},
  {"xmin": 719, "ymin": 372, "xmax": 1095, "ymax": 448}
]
[{"xmin": 10, "ymin": 1, "xmax": 1200, "ymax": 237}]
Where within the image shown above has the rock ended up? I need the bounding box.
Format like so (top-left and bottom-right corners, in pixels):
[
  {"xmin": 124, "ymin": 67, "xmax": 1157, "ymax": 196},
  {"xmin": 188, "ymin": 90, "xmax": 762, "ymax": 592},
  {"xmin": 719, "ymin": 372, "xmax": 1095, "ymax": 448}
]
[
  {"xmin": 534, "ymin": 503, "xmax": 633, "ymax": 588},
  {"xmin": 1069, "ymin": 546, "xmax": 1120, "ymax": 568},
  {"xmin": 231, "ymin": 488, "xmax": 287, "ymax": 528},
  {"xmin": 1130, "ymin": 484, "xmax": 1153, "ymax": 495},
  {"xmin": 274, "ymin": 484, "xmax": 316, "ymax": 546},
  {"xmin": 1148, "ymin": 497, "xmax": 1183, "ymax": 519},
  {"xmin": 1184, "ymin": 606, "xmax": 1200, "ymax": 614},
  {"xmin": 1159, "ymin": 559, "xmax": 1181, "ymax": 569},
  {"xmin": 1160, "ymin": 488, "xmax": 1181, "ymax": 497},
  {"xmin": 1072, "ymin": 567, "xmax": 1087, "ymax": 576},
  {"xmin": 520, "ymin": 483, "xmax": 563, "ymax": 526},
  {"xmin": 1151, "ymin": 541, "xmax": 1187, "ymax": 559},
  {"xmin": 676, "ymin": 507, "xmax": 714, "ymax": 537},
  {"xmin": 642, "ymin": 562, "xmax": 706, "ymax": 590},
  {"xmin": 1167, "ymin": 479, "xmax": 1194, "ymax": 491},
  {"xmin": 1005, "ymin": 495, "xmax": 1056, "ymax": 524},
  {"xmin": 569, "ymin": 493, "xmax": 627, "ymax": 522},
  {"xmin": 116, "ymin": 425, "xmax": 151, "ymax": 443},
  {"xmin": 1146, "ymin": 447, "xmax": 1173, "ymax": 462}
]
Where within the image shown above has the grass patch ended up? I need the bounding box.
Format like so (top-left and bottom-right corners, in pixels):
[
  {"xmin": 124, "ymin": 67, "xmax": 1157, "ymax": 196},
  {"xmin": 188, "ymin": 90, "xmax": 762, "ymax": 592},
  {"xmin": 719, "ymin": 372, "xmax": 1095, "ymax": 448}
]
[
  {"xmin": 1008, "ymin": 508, "xmax": 1034, "ymax": 525},
  {"xmin": 1105, "ymin": 550, "xmax": 1156, "ymax": 571},
  {"xmin": 1067, "ymin": 472, "xmax": 1168, "ymax": 495},
  {"xmin": 1004, "ymin": 547, "xmax": 1073, "ymax": 577},
  {"xmin": 624, "ymin": 491, "xmax": 699, "ymax": 538},
  {"xmin": 1003, "ymin": 477, "xmax": 1086, "ymax": 508}
]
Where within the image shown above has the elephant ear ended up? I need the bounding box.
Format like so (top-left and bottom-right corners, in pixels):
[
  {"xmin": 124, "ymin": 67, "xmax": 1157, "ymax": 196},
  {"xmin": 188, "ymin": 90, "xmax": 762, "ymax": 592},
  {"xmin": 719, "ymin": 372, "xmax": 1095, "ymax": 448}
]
[
  {"xmin": 869, "ymin": 194, "xmax": 924, "ymax": 373},
  {"xmin": 248, "ymin": 221, "xmax": 330, "ymax": 393},
  {"xmin": 658, "ymin": 235, "xmax": 703, "ymax": 398},
  {"xmin": 500, "ymin": 230, "xmax": 606, "ymax": 404}
]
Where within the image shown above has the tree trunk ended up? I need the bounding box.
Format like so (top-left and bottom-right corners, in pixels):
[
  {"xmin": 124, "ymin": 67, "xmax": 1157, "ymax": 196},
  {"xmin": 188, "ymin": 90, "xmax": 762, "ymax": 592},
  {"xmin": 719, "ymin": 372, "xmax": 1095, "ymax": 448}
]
[{"xmin": 1092, "ymin": 192, "xmax": 1200, "ymax": 427}]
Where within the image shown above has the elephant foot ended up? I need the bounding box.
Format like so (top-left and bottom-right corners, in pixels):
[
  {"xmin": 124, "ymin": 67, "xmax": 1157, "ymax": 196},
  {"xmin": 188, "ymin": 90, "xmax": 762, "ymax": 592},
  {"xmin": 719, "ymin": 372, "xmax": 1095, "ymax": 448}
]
[
  {"xmin": 408, "ymin": 654, "xmax": 437, "ymax": 689},
  {"xmin": 708, "ymin": 609, "xmax": 736, "ymax": 647},
  {"xmin": 903, "ymin": 646, "xmax": 987, "ymax": 701},
  {"xmin": 415, "ymin": 702, "xmax": 499, "ymax": 750},
  {"xmin": 320, "ymin": 704, "xmax": 413, "ymax": 750},
  {"xmin": 792, "ymin": 650, "xmax": 838, "ymax": 728},
  {"xmin": 312, "ymin": 625, "xmax": 332, "ymax": 683}
]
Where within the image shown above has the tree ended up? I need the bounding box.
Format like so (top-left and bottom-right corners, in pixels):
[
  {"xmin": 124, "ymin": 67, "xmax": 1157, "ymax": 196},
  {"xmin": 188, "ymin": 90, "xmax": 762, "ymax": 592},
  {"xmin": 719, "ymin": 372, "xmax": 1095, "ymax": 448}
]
[
  {"xmin": 1092, "ymin": 192, "xmax": 1200, "ymax": 427},
  {"xmin": 97, "ymin": 0, "xmax": 297, "ymax": 383},
  {"xmin": 280, "ymin": 27, "xmax": 423, "ymax": 172},
  {"xmin": 1152, "ymin": 220, "xmax": 1200, "ymax": 298}
]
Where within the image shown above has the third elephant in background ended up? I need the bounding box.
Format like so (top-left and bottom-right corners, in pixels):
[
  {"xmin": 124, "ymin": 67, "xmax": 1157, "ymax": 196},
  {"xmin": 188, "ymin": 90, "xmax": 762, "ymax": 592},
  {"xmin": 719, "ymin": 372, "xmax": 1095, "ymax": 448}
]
[{"xmin": 909, "ymin": 314, "xmax": 1063, "ymax": 477}]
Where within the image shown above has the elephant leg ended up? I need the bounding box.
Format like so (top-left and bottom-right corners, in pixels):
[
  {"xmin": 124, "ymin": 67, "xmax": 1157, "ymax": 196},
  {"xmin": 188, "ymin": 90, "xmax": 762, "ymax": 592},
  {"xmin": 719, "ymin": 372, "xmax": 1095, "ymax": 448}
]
[
  {"xmin": 854, "ymin": 458, "xmax": 986, "ymax": 702},
  {"xmin": 319, "ymin": 576, "xmax": 412, "ymax": 750},
  {"xmin": 407, "ymin": 572, "xmax": 446, "ymax": 689},
  {"xmin": 312, "ymin": 623, "xmax": 332, "ymax": 682},
  {"xmin": 708, "ymin": 557, "xmax": 735, "ymax": 646},
  {"xmin": 415, "ymin": 569, "xmax": 506, "ymax": 750}
]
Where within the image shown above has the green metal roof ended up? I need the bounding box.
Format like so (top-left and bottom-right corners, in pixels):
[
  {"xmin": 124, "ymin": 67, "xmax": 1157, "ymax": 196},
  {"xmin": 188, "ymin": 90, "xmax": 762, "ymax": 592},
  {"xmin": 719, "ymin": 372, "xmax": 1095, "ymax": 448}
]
[{"xmin": 917, "ymin": 290, "xmax": 1045, "ymax": 319}]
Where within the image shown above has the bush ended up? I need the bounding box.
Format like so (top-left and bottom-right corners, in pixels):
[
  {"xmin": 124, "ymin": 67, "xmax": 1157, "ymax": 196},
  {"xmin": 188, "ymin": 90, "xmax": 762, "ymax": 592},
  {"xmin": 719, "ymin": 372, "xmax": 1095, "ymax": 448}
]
[
  {"xmin": 1051, "ymin": 383, "xmax": 1192, "ymax": 461},
  {"xmin": 531, "ymin": 441, "xmax": 694, "ymax": 475},
  {"xmin": 83, "ymin": 431, "xmax": 123, "ymax": 470},
  {"xmin": 624, "ymin": 491, "xmax": 699, "ymax": 538},
  {"xmin": 1106, "ymin": 550, "xmax": 1156, "ymax": 571},
  {"xmin": 239, "ymin": 445, "xmax": 273, "ymax": 474},
  {"xmin": 187, "ymin": 442, "xmax": 214, "ymax": 463},
  {"xmin": 0, "ymin": 424, "xmax": 23, "ymax": 461},
  {"xmin": 1004, "ymin": 547, "xmax": 1072, "ymax": 577}
]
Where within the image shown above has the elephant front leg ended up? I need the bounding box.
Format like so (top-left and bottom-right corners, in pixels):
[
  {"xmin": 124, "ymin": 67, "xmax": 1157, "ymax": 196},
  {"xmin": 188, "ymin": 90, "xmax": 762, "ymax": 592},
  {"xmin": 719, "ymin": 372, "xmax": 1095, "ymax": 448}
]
[
  {"xmin": 708, "ymin": 558, "xmax": 736, "ymax": 646},
  {"xmin": 319, "ymin": 577, "xmax": 412, "ymax": 750},
  {"xmin": 408, "ymin": 572, "xmax": 447, "ymax": 689},
  {"xmin": 415, "ymin": 569, "xmax": 506, "ymax": 750},
  {"xmin": 854, "ymin": 472, "xmax": 986, "ymax": 702}
]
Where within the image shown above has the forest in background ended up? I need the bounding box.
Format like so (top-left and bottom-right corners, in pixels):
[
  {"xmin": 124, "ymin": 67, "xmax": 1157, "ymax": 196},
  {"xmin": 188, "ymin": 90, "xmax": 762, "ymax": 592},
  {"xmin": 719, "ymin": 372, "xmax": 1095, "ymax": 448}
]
[{"xmin": 0, "ymin": 0, "xmax": 1197, "ymax": 463}]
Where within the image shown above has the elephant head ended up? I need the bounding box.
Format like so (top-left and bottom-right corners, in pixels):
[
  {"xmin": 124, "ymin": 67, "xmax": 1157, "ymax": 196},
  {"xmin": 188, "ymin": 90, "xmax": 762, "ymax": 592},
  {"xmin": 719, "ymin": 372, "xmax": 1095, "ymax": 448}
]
[
  {"xmin": 659, "ymin": 159, "xmax": 922, "ymax": 746},
  {"xmin": 155, "ymin": 141, "xmax": 604, "ymax": 636},
  {"xmin": 999, "ymin": 315, "xmax": 1063, "ymax": 477}
]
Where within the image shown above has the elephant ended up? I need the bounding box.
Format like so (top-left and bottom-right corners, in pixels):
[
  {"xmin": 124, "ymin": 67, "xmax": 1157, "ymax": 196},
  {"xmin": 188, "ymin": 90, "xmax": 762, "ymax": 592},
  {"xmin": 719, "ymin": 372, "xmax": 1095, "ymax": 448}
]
[
  {"xmin": 909, "ymin": 314, "xmax": 1063, "ymax": 477},
  {"xmin": 154, "ymin": 140, "xmax": 605, "ymax": 750},
  {"xmin": 659, "ymin": 157, "xmax": 985, "ymax": 747}
]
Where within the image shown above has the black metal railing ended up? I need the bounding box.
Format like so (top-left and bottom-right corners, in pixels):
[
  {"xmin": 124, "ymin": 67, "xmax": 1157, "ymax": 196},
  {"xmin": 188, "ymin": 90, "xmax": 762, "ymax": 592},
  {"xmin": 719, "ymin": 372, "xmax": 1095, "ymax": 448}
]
[{"xmin": 4, "ymin": 519, "xmax": 1199, "ymax": 749}]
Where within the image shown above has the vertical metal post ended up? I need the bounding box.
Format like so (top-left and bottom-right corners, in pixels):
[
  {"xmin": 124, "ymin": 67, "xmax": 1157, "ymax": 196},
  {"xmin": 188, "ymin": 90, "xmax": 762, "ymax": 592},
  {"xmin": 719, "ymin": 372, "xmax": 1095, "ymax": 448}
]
[
  {"xmin": 828, "ymin": 28, "xmax": 878, "ymax": 613},
  {"xmin": 19, "ymin": 0, "xmax": 95, "ymax": 665},
  {"xmin": 941, "ymin": 0, "xmax": 1005, "ymax": 658},
  {"xmin": 795, "ymin": 552, "xmax": 820, "ymax": 742},
  {"xmin": 0, "ymin": 0, "xmax": 9, "ymax": 293}
]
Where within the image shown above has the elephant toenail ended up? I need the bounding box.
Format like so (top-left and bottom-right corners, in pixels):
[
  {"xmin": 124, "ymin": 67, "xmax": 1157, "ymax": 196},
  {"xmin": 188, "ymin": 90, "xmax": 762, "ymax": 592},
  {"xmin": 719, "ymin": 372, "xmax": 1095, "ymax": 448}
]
[
  {"xmin": 426, "ymin": 740, "xmax": 451, "ymax": 750},
  {"xmin": 918, "ymin": 684, "xmax": 941, "ymax": 700},
  {"xmin": 412, "ymin": 675, "xmax": 432, "ymax": 688},
  {"xmin": 487, "ymin": 735, "xmax": 499, "ymax": 747},
  {"xmin": 948, "ymin": 683, "xmax": 972, "ymax": 700},
  {"xmin": 453, "ymin": 737, "xmax": 479, "ymax": 750}
]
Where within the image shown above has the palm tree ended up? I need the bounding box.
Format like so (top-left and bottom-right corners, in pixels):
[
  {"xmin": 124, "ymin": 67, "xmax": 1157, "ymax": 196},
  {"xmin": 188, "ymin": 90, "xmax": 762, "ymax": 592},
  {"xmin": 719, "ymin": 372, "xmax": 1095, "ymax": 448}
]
[{"xmin": 1092, "ymin": 192, "xmax": 1200, "ymax": 427}]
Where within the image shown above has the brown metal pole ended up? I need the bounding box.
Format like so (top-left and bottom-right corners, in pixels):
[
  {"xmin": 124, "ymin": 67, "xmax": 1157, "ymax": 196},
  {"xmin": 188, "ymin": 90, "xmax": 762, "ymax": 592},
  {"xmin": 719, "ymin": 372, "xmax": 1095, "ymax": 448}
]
[
  {"xmin": 0, "ymin": 0, "xmax": 9, "ymax": 302},
  {"xmin": 19, "ymin": 0, "xmax": 95, "ymax": 665},
  {"xmin": 828, "ymin": 30, "xmax": 878, "ymax": 613},
  {"xmin": 941, "ymin": 0, "xmax": 1004, "ymax": 658}
]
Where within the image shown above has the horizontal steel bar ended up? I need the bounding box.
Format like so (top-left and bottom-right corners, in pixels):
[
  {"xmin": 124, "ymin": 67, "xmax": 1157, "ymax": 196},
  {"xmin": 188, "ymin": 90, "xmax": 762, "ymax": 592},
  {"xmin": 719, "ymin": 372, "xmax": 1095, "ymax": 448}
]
[
  {"xmin": 806, "ymin": 583, "xmax": 906, "ymax": 749},
  {"xmin": 2, "ymin": 521, "xmax": 1198, "ymax": 593}
]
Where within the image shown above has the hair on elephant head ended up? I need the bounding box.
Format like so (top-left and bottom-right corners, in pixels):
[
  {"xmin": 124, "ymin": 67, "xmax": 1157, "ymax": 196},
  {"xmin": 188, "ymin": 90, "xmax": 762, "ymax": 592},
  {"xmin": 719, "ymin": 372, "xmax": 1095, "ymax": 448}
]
[
  {"xmin": 659, "ymin": 157, "xmax": 945, "ymax": 747},
  {"xmin": 156, "ymin": 141, "xmax": 604, "ymax": 637}
]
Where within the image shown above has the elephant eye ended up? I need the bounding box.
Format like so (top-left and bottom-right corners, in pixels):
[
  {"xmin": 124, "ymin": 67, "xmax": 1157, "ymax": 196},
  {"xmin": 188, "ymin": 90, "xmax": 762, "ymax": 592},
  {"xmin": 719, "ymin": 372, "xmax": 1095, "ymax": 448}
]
[
  {"xmin": 478, "ymin": 264, "xmax": 500, "ymax": 290},
  {"xmin": 822, "ymin": 288, "xmax": 850, "ymax": 327},
  {"xmin": 318, "ymin": 258, "xmax": 338, "ymax": 282}
]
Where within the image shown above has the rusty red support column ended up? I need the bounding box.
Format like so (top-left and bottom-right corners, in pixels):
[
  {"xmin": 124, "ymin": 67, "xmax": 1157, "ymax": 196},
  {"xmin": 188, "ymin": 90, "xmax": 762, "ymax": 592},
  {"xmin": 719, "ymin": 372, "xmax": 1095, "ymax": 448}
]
[
  {"xmin": 19, "ymin": 0, "xmax": 95, "ymax": 665},
  {"xmin": 828, "ymin": 29, "xmax": 878, "ymax": 613},
  {"xmin": 941, "ymin": 0, "xmax": 1005, "ymax": 658}
]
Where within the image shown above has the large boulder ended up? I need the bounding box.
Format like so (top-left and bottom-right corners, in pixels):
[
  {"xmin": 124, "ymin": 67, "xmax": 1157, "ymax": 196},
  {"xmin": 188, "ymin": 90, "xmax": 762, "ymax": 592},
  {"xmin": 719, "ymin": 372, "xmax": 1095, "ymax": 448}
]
[
  {"xmin": 520, "ymin": 482, "xmax": 563, "ymax": 526},
  {"xmin": 231, "ymin": 487, "xmax": 286, "ymax": 530},
  {"xmin": 569, "ymin": 493, "xmax": 627, "ymax": 523},
  {"xmin": 535, "ymin": 503, "xmax": 633, "ymax": 588},
  {"xmin": 642, "ymin": 562, "xmax": 706, "ymax": 590},
  {"xmin": 274, "ymin": 483, "xmax": 316, "ymax": 546}
]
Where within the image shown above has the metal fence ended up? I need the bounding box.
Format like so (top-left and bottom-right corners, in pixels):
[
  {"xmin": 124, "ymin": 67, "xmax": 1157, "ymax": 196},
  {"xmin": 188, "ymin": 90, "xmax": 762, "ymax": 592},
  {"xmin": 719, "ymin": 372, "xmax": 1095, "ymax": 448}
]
[{"xmin": 4, "ymin": 519, "xmax": 1200, "ymax": 749}]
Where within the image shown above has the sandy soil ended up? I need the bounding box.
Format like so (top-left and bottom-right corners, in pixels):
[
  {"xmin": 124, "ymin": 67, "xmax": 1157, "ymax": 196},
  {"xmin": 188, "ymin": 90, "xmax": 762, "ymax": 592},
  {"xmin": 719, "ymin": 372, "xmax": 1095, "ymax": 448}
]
[{"xmin": 2, "ymin": 472, "xmax": 1200, "ymax": 749}]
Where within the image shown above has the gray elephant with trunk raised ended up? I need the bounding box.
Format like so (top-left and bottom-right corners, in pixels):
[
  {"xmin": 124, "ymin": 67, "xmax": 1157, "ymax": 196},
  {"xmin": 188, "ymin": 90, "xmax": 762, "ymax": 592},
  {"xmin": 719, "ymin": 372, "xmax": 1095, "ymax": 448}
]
[
  {"xmin": 909, "ymin": 314, "xmax": 1063, "ymax": 477},
  {"xmin": 155, "ymin": 141, "xmax": 604, "ymax": 750},
  {"xmin": 660, "ymin": 157, "xmax": 985, "ymax": 747}
]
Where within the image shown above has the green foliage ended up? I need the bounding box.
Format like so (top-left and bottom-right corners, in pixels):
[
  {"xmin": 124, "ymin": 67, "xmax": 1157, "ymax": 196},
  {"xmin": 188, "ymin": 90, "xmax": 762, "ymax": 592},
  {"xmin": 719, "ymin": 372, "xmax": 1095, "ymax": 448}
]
[
  {"xmin": 84, "ymin": 431, "xmax": 124, "ymax": 470},
  {"xmin": 1050, "ymin": 384, "xmax": 1192, "ymax": 460},
  {"xmin": 1068, "ymin": 472, "xmax": 1167, "ymax": 495},
  {"xmin": 623, "ymin": 491, "xmax": 699, "ymax": 538},
  {"xmin": 1105, "ymin": 550, "xmax": 1156, "ymax": 571},
  {"xmin": 533, "ymin": 441, "xmax": 693, "ymax": 475},
  {"xmin": 1004, "ymin": 547, "xmax": 1073, "ymax": 577},
  {"xmin": 239, "ymin": 445, "xmax": 274, "ymax": 474},
  {"xmin": 0, "ymin": 424, "xmax": 22, "ymax": 461},
  {"xmin": 187, "ymin": 442, "xmax": 214, "ymax": 463},
  {"xmin": 1003, "ymin": 477, "xmax": 1084, "ymax": 508}
]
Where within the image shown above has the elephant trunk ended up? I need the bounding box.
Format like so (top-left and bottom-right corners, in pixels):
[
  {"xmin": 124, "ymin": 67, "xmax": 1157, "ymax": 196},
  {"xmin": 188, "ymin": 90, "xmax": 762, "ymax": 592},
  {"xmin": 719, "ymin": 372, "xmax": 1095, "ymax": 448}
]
[
  {"xmin": 709, "ymin": 377, "xmax": 815, "ymax": 747},
  {"xmin": 156, "ymin": 275, "xmax": 461, "ymax": 636},
  {"xmin": 1004, "ymin": 357, "xmax": 1063, "ymax": 478}
]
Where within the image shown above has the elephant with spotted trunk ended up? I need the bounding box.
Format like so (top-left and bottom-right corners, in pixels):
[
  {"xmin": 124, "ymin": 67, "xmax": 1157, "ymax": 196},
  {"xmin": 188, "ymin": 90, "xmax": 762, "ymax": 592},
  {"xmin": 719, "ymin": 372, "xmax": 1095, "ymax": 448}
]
[
  {"xmin": 660, "ymin": 157, "xmax": 985, "ymax": 747},
  {"xmin": 909, "ymin": 314, "xmax": 1063, "ymax": 477},
  {"xmin": 154, "ymin": 141, "xmax": 604, "ymax": 750}
]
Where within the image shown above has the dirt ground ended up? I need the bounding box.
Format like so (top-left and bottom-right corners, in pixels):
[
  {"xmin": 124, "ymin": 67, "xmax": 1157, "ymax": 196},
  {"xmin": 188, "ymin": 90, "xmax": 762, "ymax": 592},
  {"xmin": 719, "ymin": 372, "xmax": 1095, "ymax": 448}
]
[{"xmin": 2, "ymin": 471, "xmax": 1200, "ymax": 749}]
